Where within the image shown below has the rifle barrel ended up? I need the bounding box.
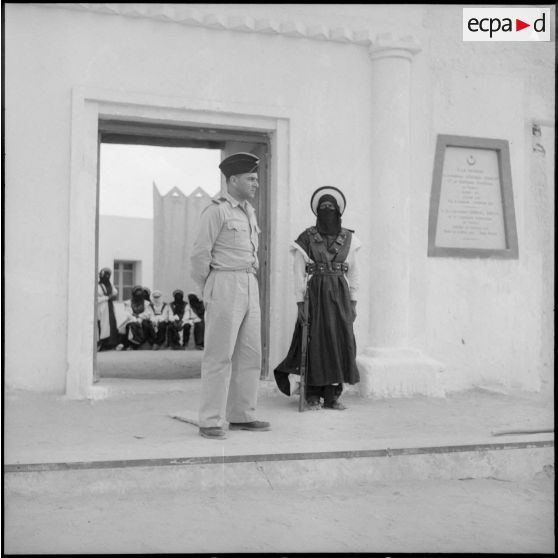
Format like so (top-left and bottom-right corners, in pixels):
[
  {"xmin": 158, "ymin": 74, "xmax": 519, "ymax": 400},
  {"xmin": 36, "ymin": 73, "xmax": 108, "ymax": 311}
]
[{"xmin": 298, "ymin": 283, "xmax": 310, "ymax": 412}]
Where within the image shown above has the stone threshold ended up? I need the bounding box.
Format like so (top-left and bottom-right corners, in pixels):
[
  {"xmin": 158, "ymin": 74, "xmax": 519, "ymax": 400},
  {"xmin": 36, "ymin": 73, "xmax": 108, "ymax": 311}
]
[{"xmin": 5, "ymin": 439, "xmax": 553, "ymax": 474}]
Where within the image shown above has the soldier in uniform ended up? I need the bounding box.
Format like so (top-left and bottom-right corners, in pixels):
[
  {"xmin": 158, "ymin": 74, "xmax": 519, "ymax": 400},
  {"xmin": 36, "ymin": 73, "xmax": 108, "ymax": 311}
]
[{"xmin": 191, "ymin": 152, "xmax": 271, "ymax": 439}]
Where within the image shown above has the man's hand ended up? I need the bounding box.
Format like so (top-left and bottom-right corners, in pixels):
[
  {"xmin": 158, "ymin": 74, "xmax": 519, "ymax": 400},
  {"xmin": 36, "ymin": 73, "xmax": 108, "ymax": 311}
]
[
  {"xmin": 297, "ymin": 302, "xmax": 307, "ymax": 324},
  {"xmin": 351, "ymin": 300, "xmax": 357, "ymax": 321}
]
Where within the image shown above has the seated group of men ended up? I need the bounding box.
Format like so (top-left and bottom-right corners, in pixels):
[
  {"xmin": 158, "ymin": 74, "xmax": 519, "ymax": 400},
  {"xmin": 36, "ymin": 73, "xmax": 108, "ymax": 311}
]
[{"xmin": 113, "ymin": 287, "xmax": 205, "ymax": 351}]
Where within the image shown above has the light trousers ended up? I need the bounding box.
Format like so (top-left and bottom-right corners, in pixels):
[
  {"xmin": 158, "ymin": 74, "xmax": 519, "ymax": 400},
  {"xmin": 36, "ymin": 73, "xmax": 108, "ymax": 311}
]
[{"xmin": 198, "ymin": 270, "xmax": 262, "ymax": 428}]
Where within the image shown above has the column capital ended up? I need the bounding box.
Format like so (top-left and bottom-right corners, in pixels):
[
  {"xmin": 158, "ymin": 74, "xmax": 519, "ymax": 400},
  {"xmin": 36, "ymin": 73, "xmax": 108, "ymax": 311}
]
[{"xmin": 369, "ymin": 33, "xmax": 421, "ymax": 62}]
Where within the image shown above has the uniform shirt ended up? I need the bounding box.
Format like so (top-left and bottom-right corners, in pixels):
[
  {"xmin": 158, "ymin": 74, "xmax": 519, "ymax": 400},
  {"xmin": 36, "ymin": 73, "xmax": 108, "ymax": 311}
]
[{"xmin": 190, "ymin": 191, "xmax": 260, "ymax": 291}]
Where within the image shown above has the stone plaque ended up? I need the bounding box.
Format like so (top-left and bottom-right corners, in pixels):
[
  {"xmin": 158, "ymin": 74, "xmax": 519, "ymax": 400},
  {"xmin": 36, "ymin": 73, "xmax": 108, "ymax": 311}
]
[{"xmin": 428, "ymin": 135, "xmax": 518, "ymax": 258}]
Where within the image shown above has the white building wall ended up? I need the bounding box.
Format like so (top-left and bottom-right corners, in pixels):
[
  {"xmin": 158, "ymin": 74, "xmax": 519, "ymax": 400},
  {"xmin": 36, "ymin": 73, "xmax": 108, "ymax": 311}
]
[
  {"xmin": 98, "ymin": 216, "xmax": 153, "ymax": 295},
  {"xmin": 408, "ymin": 6, "xmax": 555, "ymax": 392},
  {"xmin": 4, "ymin": 3, "xmax": 554, "ymax": 394}
]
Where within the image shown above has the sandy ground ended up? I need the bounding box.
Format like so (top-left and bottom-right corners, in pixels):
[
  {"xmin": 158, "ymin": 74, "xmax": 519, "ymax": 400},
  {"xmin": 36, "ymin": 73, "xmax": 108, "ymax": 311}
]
[
  {"xmin": 4, "ymin": 378, "xmax": 554, "ymax": 554},
  {"xmin": 4, "ymin": 475, "xmax": 554, "ymax": 554},
  {"xmin": 97, "ymin": 348, "xmax": 202, "ymax": 379},
  {"xmin": 4, "ymin": 382, "xmax": 554, "ymax": 464}
]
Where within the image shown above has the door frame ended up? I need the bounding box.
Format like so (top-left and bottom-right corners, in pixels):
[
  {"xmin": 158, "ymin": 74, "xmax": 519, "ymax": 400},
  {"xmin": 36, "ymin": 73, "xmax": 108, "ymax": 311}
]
[
  {"xmin": 97, "ymin": 122, "xmax": 271, "ymax": 381},
  {"xmin": 67, "ymin": 86, "xmax": 290, "ymax": 398}
]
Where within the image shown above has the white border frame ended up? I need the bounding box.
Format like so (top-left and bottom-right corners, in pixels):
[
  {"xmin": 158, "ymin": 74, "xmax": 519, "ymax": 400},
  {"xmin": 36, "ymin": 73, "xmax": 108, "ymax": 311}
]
[{"xmin": 66, "ymin": 86, "xmax": 290, "ymax": 398}]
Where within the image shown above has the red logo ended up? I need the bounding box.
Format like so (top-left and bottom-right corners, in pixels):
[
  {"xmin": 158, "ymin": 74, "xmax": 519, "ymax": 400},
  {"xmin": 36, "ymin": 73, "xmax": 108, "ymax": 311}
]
[{"xmin": 516, "ymin": 19, "xmax": 530, "ymax": 32}]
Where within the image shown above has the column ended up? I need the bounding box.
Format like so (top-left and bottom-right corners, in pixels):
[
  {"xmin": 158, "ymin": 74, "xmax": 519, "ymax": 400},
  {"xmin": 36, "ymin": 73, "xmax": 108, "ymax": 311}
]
[
  {"xmin": 356, "ymin": 34, "xmax": 446, "ymax": 399},
  {"xmin": 368, "ymin": 34, "xmax": 420, "ymax": 346}
]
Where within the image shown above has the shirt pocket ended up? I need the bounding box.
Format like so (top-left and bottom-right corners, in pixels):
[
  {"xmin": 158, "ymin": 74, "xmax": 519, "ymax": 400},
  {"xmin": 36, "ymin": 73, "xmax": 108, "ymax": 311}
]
[{"xmin": 224, "ymin": 218, "xmax": 249, "ymax": 243}]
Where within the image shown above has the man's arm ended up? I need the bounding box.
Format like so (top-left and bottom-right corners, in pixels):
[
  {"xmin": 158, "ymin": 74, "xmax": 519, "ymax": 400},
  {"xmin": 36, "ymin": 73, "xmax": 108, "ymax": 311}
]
[
  {"xmin": 289, "ymin": 242, "xmax": 311, "ymax": 303},
  {"xmin": 190, "ymin": 203, "xmax": 223, "ymax": 292},
  {"xmin": 346, "ymin": 235, "xmax": 362, "ymax": 301}
]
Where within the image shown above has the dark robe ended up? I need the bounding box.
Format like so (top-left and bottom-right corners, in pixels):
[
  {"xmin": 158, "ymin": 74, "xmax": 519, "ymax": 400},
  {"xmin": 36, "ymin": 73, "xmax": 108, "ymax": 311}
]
[
  {"xmin": 274, "ymin": 226, "xmax": 360, "ymax": 396},
  {"xmin": 187, "ymin": 294, "xmax": 205, "ymax": 347},
  {"xmin": 188, "ymin": 293, "xmax": 205, "ymax": 320},
  {"xmin": 168, "ymin": 299, "xmax": 189, "ymax": 348},
  {"xmin": 98, "ymin": 277, "xmax": 119, "ymax": 349}
]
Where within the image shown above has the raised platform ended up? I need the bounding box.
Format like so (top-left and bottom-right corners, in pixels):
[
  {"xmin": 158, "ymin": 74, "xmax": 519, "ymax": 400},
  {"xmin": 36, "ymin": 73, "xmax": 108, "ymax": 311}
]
[{"xmin": 4, "ymin": 379, "xmax": 554, "ymax": 495}]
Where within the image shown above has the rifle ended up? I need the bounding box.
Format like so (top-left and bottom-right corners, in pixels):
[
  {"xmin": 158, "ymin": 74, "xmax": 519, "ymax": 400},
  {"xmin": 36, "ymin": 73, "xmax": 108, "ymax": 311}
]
[{"xmin": 298, "ymin": 277, "xmax": 311, "ymax": 412}]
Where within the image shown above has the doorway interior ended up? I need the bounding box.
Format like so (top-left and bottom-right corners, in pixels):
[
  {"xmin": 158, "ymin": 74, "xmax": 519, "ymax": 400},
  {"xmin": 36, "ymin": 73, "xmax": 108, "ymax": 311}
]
[{"xmin": 94, "ymin": 119, "xmax": 271, "ymax": 382}]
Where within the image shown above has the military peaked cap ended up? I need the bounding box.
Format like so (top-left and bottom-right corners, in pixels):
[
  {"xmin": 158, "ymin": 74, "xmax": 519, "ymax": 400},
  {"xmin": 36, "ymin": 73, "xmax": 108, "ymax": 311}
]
[{"xmin": 219, "ymin": 152, "xmax": 260, "ymax": 178}]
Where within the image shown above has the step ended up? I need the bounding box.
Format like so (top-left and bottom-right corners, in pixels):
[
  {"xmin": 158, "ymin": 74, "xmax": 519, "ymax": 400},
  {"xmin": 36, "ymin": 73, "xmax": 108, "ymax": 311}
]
[{"xmin": 4, "ymin": 439, "xmax": 553, "ymax": 496}]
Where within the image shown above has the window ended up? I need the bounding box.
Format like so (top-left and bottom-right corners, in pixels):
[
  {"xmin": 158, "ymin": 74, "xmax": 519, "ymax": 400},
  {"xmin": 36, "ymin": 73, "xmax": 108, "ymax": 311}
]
[{"xmin": 113, "ymin": 261, "xmax": 136, "ymax": 302}]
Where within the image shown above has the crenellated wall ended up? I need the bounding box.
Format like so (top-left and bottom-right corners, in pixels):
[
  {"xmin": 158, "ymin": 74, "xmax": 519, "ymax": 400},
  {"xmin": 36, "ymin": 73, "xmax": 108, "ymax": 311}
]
[{"xmin": 153, "ymin": 185, "xmax": 213, "ymax": 299}]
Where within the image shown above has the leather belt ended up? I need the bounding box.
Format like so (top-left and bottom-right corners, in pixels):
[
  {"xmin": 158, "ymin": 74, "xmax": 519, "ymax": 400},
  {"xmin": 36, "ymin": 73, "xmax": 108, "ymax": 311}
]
[
  {"xmin": 306, "ymin": 262, "xmax": 348, "ymax": 275},
  {"xmin": 212, "ymin": 267, "xmax": 257, "ymax": 274}
]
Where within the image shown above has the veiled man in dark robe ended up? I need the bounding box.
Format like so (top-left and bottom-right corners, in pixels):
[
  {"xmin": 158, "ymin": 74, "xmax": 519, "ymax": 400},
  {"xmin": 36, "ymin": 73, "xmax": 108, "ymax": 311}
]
[
  {"xmin": 168, "ymin": 289, "xmax": 189, "ymax": 350},
  {"xmin": 188, "ymin": 293, "xmax": 205, "ymax": 349},
  {"xmin": 274, "ymin": 186, "xmax": 361, "ymax": 410},
  {"xmin": 97, "ymin": 268, "xmax": 120, "ymax": 351}
]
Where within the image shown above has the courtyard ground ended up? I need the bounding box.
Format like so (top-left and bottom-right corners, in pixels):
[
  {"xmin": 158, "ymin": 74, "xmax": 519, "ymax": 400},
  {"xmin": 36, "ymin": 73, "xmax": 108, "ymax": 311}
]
[
  {"xmin": 4, "ymin": 475, "xmax": 554, "ymax": 554},
  {"xmin": 4, "ymin": 377, "xmax": 554, "ymax": 554}
]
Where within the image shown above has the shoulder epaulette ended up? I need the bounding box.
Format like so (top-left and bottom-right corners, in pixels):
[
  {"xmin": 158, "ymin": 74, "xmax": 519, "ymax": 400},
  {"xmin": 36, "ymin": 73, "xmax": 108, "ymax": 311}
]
[{"xmin": 200, "ymin": 199, "xmax": 223, "ymax": 215}]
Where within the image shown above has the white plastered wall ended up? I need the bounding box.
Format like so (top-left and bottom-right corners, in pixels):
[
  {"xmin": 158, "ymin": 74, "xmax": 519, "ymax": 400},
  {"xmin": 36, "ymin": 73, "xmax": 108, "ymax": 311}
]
[
  {"xmin": 4, "ymin": 3, "xmax": 554, "ymax": 396},
  {"xmin": 98, "ymin": 216, "xmax": 154, "ymax": 294},
  {"xmin": 409, "ymin": 5, "xmax": 555, "ymax": 392},
  {"xmin": 5, "ymin": 3, "xmax": 376, "ymax": 394}
]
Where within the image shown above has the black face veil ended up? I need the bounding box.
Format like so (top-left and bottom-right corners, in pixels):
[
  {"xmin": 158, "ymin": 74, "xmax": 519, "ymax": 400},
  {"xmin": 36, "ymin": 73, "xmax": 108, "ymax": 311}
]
[
  {"xmin": 315, "ymin": 194, "xmax": 342, "ymax": 236},
  {"xmin": 172, "ymin": 290, "xmax": 186, "ymax": 314}
]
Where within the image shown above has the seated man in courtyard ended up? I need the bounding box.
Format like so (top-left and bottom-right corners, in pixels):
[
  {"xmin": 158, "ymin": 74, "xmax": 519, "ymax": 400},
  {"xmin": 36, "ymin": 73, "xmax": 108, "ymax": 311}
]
[
  {"xmin": 149, "ymin": 289, "xmax": 171, "ymax": 350},
  {"xmin": 123, "ymin": 285, "xmax": 155, "ymax": 349},
  {"xmin": 168, "ymin": 289, "xmax": 202, "ymax": 350}
]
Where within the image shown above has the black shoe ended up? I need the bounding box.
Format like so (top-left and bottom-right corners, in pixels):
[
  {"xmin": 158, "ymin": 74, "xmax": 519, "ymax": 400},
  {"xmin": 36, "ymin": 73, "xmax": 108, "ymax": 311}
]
[
  {"xmin": 199, "ymin": 427, "xmax": 227, "ymax": 439},
  {"xmin": 323, "ymin": 400, "xmax": 347, "ymax": 410},
  {"xmin": 229, "ymin": 421, "xmax": 271, "ymax": 432},
  {"xmin": 306, "ymin": 395, "xmax": 321, "ymax": 410}
]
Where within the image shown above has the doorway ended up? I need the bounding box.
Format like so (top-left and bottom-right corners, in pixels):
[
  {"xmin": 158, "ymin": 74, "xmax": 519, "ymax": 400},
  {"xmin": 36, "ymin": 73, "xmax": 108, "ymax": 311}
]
[{"xmin": 94, "ymin": 119, "xmax": 271, "ymax": 382}]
